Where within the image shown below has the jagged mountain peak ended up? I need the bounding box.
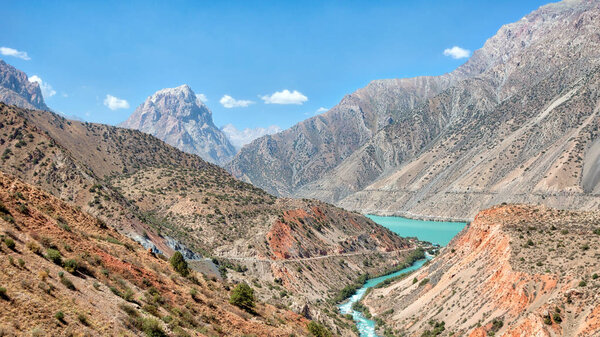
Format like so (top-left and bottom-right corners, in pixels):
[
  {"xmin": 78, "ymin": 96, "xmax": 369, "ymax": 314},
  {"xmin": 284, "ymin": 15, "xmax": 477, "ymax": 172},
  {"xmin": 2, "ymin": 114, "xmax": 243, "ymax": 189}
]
[
  {"xmin": 120, "ymin": 85, "xmax": 235, "ymax": 165},
  {"xmin": 0, "ymin": 59, "xmax": 49, "ymax": 111}
]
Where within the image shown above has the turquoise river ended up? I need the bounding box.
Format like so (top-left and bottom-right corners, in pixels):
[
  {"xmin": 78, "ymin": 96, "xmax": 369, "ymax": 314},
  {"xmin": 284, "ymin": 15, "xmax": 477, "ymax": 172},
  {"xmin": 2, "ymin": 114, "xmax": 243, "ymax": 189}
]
[{"xmin": 338, "ymin": 216, "xmax": 467, "ymax": 337}]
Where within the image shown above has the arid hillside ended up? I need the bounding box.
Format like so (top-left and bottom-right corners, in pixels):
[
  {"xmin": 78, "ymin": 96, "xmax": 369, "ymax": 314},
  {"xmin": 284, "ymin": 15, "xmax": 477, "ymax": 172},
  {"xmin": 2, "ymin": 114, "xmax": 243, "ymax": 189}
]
[
  {"xmin": 0, "ymin": 171, "xmax": 312, "ymax": 336},
  {"xmin": 0, "ymin": 102, "xmax": 420, "ymax": 335},
  {"xmin": 363, "ymin": 204, "xmax": 600, "ymax": 337}
]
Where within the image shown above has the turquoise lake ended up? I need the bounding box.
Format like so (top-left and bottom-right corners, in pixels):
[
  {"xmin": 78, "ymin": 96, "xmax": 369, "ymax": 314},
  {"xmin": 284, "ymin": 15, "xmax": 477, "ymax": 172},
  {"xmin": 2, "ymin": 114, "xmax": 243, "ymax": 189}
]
[
  {"xmin": 366, "ymin": 215, "xmax": 467, "ymax": 246},
  {"xmin": 338, "ymin": 216, "xmax": 467, "ymax": 337}
]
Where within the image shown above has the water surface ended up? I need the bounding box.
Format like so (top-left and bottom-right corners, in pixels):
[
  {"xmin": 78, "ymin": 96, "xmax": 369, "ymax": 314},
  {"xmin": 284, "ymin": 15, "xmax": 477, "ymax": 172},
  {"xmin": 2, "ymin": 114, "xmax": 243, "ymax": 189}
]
[
  {"xmin": 338, "ymin": 216, "xmax": 466, "ymax": 336},
  {"xmin": 367, "ymin": 215, "xmax": 466, "ymax": 246}
]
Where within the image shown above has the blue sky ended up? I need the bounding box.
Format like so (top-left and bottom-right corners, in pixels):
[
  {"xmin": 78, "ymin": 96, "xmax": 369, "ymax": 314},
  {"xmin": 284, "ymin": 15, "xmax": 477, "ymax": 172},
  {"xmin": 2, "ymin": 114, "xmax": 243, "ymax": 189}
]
[{"xmin": 2, "ymin": 0, "xmax": 551, "ymax": 132}]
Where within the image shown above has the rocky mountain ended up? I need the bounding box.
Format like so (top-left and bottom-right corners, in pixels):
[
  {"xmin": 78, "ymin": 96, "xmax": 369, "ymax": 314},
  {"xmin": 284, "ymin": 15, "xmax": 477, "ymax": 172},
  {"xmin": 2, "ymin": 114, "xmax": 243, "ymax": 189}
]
[
  {"xmin": 120, "ymin": 85, "xmax": 236, "ymax": 165},
  {"xmin": 0, "ymin": 102, "xmax": 418, "ymax": 335},
  {"xmin": 0, "ymin": 59, "xmax": 48, "ymax": 111},
  {"xmin": 363, "ymin": 204, "xmax": 600, "ymax": 336},
  {"xmin": 229, "ymin": 0, "xmax": 600, "ymax": 220}
]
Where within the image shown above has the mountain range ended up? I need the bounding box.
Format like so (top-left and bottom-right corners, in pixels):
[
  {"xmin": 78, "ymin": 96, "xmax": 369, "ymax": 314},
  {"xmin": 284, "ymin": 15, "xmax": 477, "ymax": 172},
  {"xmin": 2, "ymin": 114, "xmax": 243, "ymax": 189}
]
[
  {"xmin": 2, "ymin": 1, "xmax": 600, "ymax": 336},
  {"xmin": 228, "ymin": 0, "xmax": 600, "ymax": 221}
]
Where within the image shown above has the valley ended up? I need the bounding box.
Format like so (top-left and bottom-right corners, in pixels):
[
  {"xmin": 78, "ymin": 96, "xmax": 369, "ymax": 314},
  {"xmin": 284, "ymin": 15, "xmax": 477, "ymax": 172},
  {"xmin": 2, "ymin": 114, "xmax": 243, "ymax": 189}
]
[{"xmin": 1, "ymin": 0, "xmax": 600, "ymax": 336}]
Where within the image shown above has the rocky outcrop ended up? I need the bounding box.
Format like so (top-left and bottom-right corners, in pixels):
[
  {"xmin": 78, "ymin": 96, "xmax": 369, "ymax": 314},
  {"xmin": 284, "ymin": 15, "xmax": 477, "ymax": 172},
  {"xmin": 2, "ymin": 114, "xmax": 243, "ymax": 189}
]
[
  {"xmin": 120, "ymin": 84, "xmax": 236, "ymax": 165},
  {"xmin": 363, "ymin": 204, "xmax": 600, "ymax": 337},
  {"xmin": 0, "ymin": 59, "xmax": 48, "ymax": 110}
]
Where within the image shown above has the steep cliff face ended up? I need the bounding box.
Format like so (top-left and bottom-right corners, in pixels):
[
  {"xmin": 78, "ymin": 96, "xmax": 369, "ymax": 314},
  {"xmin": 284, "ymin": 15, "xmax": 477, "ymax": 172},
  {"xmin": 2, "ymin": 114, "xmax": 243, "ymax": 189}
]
[
  {"xmin": 363, "ymin": 204, "xmax": 600, "ymax": 337},
  {"xmin": 120, "ymin": 85, "xmax": 236, "ymax": 165},
  {"xmin": 231, "ymin": 0, "xmax": 600, "ymax": 220},
  {"xmin": 0, "ymin": 59, "xmax": 48, "ymax": 111}
]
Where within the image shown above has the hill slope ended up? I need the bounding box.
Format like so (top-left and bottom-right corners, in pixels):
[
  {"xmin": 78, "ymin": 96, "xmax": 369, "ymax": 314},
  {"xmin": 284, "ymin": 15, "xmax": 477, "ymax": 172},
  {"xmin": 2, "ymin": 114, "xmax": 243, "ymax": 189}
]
[
  {"xmin": 363, "ymin": 204, "xmax": 600, "ymax": 337},
  {"xmin": 0, "ymin": 171, "xmax": 311, "ymax": 336},
  {"xmin": 0, "ymin": 102, "xmax": 417, "ymax": 335}
]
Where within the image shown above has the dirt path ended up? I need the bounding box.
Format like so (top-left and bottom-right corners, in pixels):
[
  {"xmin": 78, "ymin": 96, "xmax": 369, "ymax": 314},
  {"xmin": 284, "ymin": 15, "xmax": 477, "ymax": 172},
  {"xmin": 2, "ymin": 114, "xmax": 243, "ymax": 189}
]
[{"xmin": 218, "ymin": 245, "xmax": 429, "ymax": 263}]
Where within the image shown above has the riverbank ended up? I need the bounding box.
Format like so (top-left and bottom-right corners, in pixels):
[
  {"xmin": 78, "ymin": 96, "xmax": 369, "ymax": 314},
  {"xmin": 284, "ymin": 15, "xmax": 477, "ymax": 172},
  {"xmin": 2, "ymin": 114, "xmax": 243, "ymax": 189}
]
[{"xmin": 365, "ymin": 210, "xmax": 472, "ymax": 223}]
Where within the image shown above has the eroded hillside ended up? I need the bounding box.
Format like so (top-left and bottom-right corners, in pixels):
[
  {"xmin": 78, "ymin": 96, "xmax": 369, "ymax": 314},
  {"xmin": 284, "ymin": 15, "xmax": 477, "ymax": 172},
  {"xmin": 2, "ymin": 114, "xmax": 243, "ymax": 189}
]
[
  {"xmin": 0, "ymin": 172, "xmax": 311, "ymax": 336},
  {"xmin": 363, "ymin": 204, "xmax": 600, "ymax": 337}
]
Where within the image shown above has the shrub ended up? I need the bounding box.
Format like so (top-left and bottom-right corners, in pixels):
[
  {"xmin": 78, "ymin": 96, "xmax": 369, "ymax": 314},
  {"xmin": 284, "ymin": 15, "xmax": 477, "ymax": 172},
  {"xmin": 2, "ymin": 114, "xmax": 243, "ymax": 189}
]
[
  {"xmin": 64, "ymin": 259, "xmax": 78, "ymax": 273},
  {"xmin": 141, "ymin": 318, "xmax": 167, "ymax": 337},
  {"xmin": 77, "ymin": 313, "xmax": 89, "ymax": 325},
  {"xmin": 4, "ymin": 238, "xmax": 15, "ymax": 250},
  {"xmin": 592, "ymin": 273, "xmax": 598, "ymax": 280},
  {"xmin": 55, "ymin": 311, "xmax": 65, "ymax": 322},
  {"xmin": 143, "ymin": 304, "xmax": 160, "ymax": 317},
  {"xmin": 60, "ymin": 274, "xmax": 76, "ymax": 290},
  {"xmin": 229, "ymin": 283, "xmax": 255, "ymax": 312},
  {"xmin": 122, "ymin": 288, "xmax": 135, "ymax": 302},
  {"xmin": 553, "ymin": 312, "xmax": 562, "ymax": 323},
  {"xmin": 18, "ymin": 258, "xmax": 25, "ymax": 268},
  {"xmin": 27, "ymin": 241, "xmax": 42, "ymax": 255},
  {"xmin": 307, "ymin": 321, "xmax": 332, "ymax": 337},
  {"xmin": 0, "ymin": 286, "xmax": 7, "ymax": 299},
  {"xmin": 169, "ymin": 251, "xmax": 189, "ymax": 277},
  {"xmin": 119, "ymin": 303, "xmax": 139, "ymax": 317},
  {"xmin": 46, "ymin": 249, "xmax": 62, "ymax": 265},
  {"xmin": 579, "ymin": 280, "xmax": 587, "ymax": 287}
]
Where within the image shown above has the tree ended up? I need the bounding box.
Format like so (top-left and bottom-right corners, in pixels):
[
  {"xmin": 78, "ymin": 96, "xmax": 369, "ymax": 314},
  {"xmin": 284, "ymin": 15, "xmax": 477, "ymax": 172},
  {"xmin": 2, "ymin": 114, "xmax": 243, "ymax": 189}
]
[
  {"xmin": 169, "ymin": 251, "xmax": 189, "ymax": 277},
  {"xmin": 229, "ymin": 283, "xmax": 255, "ymax": 312},
  {"xmin": 307, "ymin": 321, "xmax": 332, "ymax": 337}
]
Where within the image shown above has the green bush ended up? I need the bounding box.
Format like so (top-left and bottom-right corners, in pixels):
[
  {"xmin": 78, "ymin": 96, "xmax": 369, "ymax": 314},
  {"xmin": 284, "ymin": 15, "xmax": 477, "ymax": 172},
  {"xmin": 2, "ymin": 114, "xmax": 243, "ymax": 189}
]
[
  {"xmin": 0, "ymin": 286, "xmax": 7, "ymax": 299},
  {"xmin": 55, "ymin": 311, "xmax": 65, "ymax": 322},
  {"xmin": 141, "ymin": 318, "xmax": 167, "ymax": 337},
  {"xmin": 229, "ymin": 283, "xmax": 255, "ymax": 312},
  {"xmin": 307, "ymin": 321, "xmax": 332, "ymax": 337},
  {"xmin": 64, "ymin": 259, "xmax": 78, "ymax": 273},
  {"xmin": 4, "ymin": 238, "xmax": 15, "ymax": 250},
  {"xmin": 59, "ymin": 274, "xmax": 76, "ymax": 290},
  {"xmin": 169, "ymin": 251, "xmax": 189, "ymax": 277},
  {"xmin": 46, "ymin": 249, "xmax": 62, "ymax": 265}
]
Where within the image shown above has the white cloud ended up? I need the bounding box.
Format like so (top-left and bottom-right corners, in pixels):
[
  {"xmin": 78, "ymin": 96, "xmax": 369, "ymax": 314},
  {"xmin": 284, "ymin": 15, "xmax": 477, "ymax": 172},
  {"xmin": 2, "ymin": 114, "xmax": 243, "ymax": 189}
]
[
  {"xmin": 103, "ymin": 94, "xmax": 130, "ymax": 110},
  {"xmin": 28, "ymin": 75, "xmax": 56, "ymax": 98},
  {"xmin": 0, "ymin": 46, "xmax": 31, "ymax": 60},
  {"xmin": 261, "ymin": 89, "xmax": 308, "ymax": 105},
  {"xmin": 221, "ymin": 123, "xmax": 282, "ymax": 149},
  {"xmin": 196, "ymin": 93, "xmax": 208, "ymax": 102},
  {"xmin": 219, "ymin": 95, "xmax": 254, "ymax": 108},
  {"xmin": 305, "ymin": 107, "xmax": 329, "ymax": 116},
  {"xmin": 443, "ymin": 46, "xmax": 471, "ymax": 59}
]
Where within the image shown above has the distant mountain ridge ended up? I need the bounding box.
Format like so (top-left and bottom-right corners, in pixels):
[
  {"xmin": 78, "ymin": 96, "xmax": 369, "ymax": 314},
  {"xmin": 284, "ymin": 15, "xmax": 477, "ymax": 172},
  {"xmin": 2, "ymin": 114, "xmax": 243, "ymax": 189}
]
[
  {"xmin": 228, "ymin": 0, "xmax": 600, "ymax": 219},
  {"xmin": 0, "ymin": 59, "xmax": 48, "ymax": 110},
  {"xmin": 120, "ymin": 84, "xmax": 236, "ymax": 165}
]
